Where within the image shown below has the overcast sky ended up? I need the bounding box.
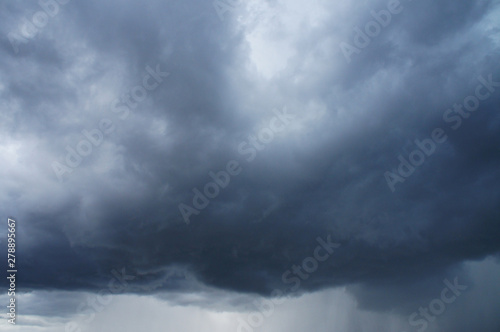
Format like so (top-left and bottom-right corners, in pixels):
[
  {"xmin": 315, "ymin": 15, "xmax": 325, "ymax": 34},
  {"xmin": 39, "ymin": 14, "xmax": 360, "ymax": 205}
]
[{"xmin": 1, "ymin": 0, "xmax": 500, "ymax": 331}]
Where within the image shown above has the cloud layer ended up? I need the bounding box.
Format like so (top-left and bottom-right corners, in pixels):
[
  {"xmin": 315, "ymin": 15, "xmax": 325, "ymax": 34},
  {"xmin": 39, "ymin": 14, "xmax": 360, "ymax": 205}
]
[{"xmin": 1, "ymin": 0, "xmax": 499, "ymax": 331}]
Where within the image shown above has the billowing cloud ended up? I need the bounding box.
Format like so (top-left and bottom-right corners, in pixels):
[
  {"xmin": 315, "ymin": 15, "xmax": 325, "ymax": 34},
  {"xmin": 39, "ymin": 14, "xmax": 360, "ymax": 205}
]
[{"xmin": 1, "ymin": 0, "xmax": 499, "ymax": 331}]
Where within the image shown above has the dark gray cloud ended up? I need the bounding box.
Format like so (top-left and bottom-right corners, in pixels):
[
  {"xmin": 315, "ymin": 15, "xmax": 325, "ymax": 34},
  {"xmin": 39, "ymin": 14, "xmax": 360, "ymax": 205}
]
[{"xmin": 1, "ymin": 0, "xmax": 500, "ymax": 331}]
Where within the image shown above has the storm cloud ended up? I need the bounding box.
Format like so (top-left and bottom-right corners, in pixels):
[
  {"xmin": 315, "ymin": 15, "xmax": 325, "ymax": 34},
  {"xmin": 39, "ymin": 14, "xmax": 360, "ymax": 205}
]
[{"xmin": 1, "ymin": 0, "xmax": 499, "ymax": 331}]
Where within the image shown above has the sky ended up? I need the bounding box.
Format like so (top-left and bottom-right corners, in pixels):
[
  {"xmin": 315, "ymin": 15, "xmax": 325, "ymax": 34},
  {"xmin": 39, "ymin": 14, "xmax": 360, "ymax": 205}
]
[{"xmin": 1, "ymin": 0, "xmax": 500, "ymax": 331}]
